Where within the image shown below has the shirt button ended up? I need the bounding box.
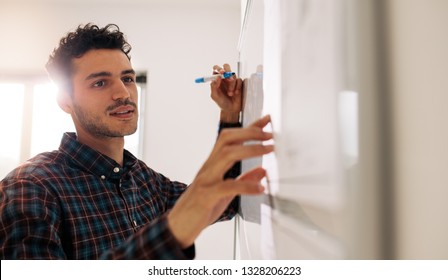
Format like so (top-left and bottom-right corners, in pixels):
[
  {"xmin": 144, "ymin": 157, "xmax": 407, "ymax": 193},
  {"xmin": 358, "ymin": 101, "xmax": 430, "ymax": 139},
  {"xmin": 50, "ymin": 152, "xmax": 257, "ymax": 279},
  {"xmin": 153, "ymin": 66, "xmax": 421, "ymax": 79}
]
[
  {"xmin": 113, "ymin": 167, "xmax": 120, "ymax": 173},
  {"xmin": 100, "ymin": 175, "xmax": 106, "ymax": 180}
]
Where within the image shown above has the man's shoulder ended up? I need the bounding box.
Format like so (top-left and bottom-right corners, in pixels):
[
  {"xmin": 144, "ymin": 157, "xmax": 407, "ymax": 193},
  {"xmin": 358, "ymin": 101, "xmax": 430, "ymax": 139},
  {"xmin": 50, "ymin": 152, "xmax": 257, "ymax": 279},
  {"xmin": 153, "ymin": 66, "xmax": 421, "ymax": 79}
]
[{"xmin": 2, "ymin": 150, "xmax": 71, "ymax": 182}]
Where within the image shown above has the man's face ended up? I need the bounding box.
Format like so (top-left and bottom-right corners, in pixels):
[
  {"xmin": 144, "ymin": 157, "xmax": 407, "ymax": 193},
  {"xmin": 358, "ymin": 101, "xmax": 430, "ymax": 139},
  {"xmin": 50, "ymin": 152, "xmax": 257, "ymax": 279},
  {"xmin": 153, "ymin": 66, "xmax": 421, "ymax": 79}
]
[{"xmin": 68, "ymin": 49, "xmax": 138, "ymax": 139}]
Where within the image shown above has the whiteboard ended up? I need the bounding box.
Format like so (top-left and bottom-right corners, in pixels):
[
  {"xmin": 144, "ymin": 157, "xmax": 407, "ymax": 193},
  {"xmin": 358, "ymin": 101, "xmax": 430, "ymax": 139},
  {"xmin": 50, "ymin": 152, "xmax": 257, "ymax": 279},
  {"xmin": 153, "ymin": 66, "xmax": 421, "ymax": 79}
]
[
  {"xmin": 237, "ymin": 0, "xmax": 267, "ymax": 259},
  {"xmin": 236, "ymin": 0, "xmax": 384, "ymax": 259}
]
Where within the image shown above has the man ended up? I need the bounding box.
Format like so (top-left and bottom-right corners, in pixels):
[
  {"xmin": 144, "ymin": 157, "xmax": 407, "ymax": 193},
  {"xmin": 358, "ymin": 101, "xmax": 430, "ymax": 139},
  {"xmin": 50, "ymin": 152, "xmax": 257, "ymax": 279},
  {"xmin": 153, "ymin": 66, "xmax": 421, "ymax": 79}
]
[{"xmin": 0, "ymin": 23, "xmax": 273, "ymax": 259}]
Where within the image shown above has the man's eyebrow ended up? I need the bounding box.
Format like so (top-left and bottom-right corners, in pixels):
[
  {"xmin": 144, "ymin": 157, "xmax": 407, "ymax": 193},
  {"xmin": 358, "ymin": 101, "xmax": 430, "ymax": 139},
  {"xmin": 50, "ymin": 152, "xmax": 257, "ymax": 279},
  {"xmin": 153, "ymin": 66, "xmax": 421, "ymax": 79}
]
[
  {"xmin": 85, "ymin": 71, "xmax": 112, "ymax": 80},
  {"xmin": 84, "ymin": 70, "xmax": 135, "ymax": 80},
  {"xmin": 122, "ymin": 69, "xmax": 136, "ymax": 75}
]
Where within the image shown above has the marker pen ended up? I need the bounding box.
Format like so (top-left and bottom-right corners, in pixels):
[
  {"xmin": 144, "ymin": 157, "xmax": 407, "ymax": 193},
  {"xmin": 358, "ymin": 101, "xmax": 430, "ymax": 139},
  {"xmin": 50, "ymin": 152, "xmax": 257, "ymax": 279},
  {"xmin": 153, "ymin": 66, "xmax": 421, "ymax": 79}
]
[{"xmin": 195, "ymin": 72, "xmax": 235, "ymax": 83}]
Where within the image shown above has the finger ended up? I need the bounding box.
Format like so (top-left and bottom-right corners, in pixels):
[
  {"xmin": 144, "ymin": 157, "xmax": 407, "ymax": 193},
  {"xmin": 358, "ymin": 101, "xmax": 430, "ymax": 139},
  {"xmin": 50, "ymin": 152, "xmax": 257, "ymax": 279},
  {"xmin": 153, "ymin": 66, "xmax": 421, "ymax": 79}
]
[
  {"xmin": 206, "ymin": 144, "xmax": 274, "ymax": 178},
  {"xmin": 223, "ymin": 63, "xmax": 232, "ymax": 72},
  {"xmin": 226, "ymin": 78, "xmax": 237, "ymax": 97},
  {"xmin": 235, "ymin": 78, "xmax": 243, "ymax": 95},
  {"xmin": 217, "ymin": 126, "xmax": 273, "ymax": 146},
  {"xmin": 238, "ymin": 167, "xmax": 267, "ymax": 181},
  {"xmin": 248, "ymin": 114, "xmax": 271, "ymax": 129},
  {"xmin": 217, "ymin": 179, "xmax": 265, "ymax": 197},
  {"xmin": 220, "ymin": 144, "xmax": 274, "ymax": 165},
  {"xmin": 210, "ymin": 74, "xmax": 223, "ymax": 92},
  {"xmin": 210, "ymin": 78, "xmax": 227, "ymax": 104},
  {"xmin": 213, "ymin": 65, "xmax": 223, "ymax": 74},
  {"xmin": 221, "ymin": 65, "xmax": 236, "ymax": 97}
]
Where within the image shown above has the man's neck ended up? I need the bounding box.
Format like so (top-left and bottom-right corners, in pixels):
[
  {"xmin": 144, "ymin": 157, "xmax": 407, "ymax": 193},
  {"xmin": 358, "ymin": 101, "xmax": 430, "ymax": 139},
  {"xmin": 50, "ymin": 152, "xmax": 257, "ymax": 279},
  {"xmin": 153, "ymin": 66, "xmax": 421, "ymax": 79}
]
[{"xmin": 77, "ymin": 133, "xmax": 125, "ymax": 166}]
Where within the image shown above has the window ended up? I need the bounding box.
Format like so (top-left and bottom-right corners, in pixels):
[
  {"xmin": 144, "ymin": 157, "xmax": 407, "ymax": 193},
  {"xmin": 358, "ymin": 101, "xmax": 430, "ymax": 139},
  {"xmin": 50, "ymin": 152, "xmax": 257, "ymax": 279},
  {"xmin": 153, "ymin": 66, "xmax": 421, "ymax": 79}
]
[
  {"xmin": 0, "ymin": 83, "xmax": 26, "ymax": 177},
  {"xmin": 0, "ymin": 74, "xmax": 146, "ymax": 178},
  {"xmin": 30, "ymin": 83, "xmax": 75, "ymax": 157}
]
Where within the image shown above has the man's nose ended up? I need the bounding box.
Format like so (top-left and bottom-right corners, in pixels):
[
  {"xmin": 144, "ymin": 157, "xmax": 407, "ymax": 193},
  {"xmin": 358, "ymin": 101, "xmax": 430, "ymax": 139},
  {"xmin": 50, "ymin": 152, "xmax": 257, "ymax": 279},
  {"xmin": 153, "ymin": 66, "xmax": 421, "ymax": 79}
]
[{"xmin": 112, "ymin": 80, "xmax": 131, "ymax": 100}]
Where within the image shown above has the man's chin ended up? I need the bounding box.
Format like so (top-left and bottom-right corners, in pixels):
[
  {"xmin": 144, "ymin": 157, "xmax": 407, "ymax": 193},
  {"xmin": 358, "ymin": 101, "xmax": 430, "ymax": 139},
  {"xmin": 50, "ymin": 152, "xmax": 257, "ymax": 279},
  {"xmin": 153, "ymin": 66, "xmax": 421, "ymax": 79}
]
[
  {"xmin": 92, "ymin": 128, "xmax": 137, "ymax": 138},
  {"xmin": 124, "ymin": 127, "xmax": 138, "ymax": 136}
]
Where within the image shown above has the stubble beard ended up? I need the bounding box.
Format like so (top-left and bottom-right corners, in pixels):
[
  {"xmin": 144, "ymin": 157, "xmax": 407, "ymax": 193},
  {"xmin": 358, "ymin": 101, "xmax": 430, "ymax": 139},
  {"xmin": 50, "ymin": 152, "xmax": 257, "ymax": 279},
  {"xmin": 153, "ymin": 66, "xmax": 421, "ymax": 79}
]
[{"xmin": 72, "ymin": 102, "xmax": 138, "ymax": 138}]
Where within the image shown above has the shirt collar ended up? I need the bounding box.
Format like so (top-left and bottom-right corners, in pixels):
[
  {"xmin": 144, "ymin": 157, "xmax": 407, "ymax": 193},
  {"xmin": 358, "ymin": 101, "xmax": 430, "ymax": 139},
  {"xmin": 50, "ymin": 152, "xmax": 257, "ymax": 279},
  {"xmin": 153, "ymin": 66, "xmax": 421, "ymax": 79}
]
[{"xmin": 59, "ymin": 132, "xmax": 138, "ymax": 180}]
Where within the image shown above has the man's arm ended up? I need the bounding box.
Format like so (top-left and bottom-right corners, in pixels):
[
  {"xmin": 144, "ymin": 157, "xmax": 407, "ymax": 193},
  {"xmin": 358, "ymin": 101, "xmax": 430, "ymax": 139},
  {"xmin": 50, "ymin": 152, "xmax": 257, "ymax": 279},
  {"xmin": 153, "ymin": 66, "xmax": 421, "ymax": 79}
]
[
  {"xmin": 165, "ymin": 64, "xmax": 273, "ymax": 250},
  {"xmin": 0, "ymin": 179, "xmax": 67, "ymax": 259}
]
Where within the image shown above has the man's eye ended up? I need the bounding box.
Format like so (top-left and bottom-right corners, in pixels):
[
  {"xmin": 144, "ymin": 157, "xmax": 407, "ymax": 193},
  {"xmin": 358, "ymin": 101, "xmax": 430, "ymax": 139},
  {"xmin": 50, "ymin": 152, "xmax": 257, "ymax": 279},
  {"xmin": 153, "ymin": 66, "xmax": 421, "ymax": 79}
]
[
  {"xmin": 123, "ymin": 77, "xmax": 135, "ymax": 83},
  {"xmin": 93, "ymin": 80, "xmax": 106, "ymax": 87}
]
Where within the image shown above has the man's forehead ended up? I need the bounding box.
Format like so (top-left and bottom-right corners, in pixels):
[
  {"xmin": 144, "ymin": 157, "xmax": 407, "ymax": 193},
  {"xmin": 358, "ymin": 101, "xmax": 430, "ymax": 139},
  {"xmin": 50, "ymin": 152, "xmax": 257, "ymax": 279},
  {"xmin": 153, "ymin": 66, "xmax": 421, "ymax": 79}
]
[{"xmin": 72, "ymin": 49, "xmax": 132, "ymax": 76}]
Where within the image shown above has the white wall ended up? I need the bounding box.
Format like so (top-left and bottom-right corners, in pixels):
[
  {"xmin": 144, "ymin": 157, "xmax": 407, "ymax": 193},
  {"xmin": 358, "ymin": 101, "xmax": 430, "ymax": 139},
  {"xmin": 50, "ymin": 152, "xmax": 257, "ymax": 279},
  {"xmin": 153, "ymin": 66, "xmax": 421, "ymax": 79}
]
[
  {"xmin": 0, "ymin": 0, "xmax": 241, "ymax": 259},
  {"xmin": 385, "ymin": 0, "xmax": 448, "ymax": 259}
]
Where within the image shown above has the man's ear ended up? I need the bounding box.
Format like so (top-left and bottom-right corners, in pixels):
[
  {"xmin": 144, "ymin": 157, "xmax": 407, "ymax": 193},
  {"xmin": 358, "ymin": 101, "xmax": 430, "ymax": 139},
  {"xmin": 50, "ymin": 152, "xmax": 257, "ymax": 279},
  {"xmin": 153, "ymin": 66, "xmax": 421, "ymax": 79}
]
[{"xmin": 57, "ymin": 90, "xmax": 73, "ymax": 114}]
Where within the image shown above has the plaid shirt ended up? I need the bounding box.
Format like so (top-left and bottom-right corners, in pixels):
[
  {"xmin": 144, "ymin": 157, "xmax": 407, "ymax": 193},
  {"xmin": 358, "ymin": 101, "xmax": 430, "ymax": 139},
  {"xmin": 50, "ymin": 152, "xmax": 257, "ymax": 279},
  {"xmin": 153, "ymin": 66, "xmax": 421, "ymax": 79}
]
[{"xmin": 0, "ymin": 126, "xmax": 240, "ymax": 259}]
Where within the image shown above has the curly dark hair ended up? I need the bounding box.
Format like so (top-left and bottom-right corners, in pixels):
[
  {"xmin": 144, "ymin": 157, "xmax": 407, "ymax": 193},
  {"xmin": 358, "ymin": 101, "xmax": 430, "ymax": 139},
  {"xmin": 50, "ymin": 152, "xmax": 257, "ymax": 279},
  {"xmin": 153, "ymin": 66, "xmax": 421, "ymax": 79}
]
[{"xmin": 46, "ymin": 23, "xmax": 132, "ymax": 92}]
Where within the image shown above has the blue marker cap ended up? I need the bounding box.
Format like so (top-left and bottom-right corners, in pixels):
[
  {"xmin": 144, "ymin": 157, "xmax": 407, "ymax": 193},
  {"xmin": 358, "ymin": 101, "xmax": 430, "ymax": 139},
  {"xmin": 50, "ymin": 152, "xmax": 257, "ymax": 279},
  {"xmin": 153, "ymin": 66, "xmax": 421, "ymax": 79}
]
[{"xmin": 195, "ymin": 77, "xmax": 206, "ymax": 83}]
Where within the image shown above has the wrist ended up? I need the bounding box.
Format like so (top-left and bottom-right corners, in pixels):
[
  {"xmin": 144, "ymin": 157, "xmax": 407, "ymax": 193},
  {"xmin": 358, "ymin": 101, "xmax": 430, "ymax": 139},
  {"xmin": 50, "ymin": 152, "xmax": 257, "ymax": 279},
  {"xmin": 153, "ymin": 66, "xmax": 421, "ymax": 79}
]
[
  {"xmin": 220, "ymin": 110, "xmax": 240, "ymax": 123},
  {"xmin": 167, "ymin": 212, "xmax": 194, "ymax": 249}
]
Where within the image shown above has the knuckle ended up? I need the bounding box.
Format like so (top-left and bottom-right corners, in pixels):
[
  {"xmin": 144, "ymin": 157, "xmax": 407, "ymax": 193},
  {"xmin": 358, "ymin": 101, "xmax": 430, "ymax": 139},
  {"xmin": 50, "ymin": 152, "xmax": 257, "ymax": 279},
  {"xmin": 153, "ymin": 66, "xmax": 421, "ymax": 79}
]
[
  {"xmin": 218, "ymin": 129, "xmax": 234, "ymax": 141},
  {"xmin": 220, "ymin": 146, "xmax": 235, "ymax": 160}
]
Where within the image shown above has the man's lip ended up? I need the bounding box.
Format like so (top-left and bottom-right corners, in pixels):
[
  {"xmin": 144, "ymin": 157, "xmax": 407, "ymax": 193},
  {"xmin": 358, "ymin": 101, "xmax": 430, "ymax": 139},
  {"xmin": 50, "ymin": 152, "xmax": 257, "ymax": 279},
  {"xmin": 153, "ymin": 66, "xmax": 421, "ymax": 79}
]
[{"xmin": 109, "ymin": 105, "xmax": 136, "ymax": 115}]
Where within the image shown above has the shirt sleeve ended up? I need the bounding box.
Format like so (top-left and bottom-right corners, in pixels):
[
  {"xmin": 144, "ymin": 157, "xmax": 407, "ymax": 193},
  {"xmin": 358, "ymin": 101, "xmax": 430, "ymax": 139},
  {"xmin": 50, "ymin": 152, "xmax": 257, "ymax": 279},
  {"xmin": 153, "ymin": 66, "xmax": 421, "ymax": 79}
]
[
  {"xmin": 0, "ymin": 178, "xmax": 67, "ymax": 259},
  {"xmin": 99, "ymin": 213, "xmax": 195, "ymax": 260}
]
